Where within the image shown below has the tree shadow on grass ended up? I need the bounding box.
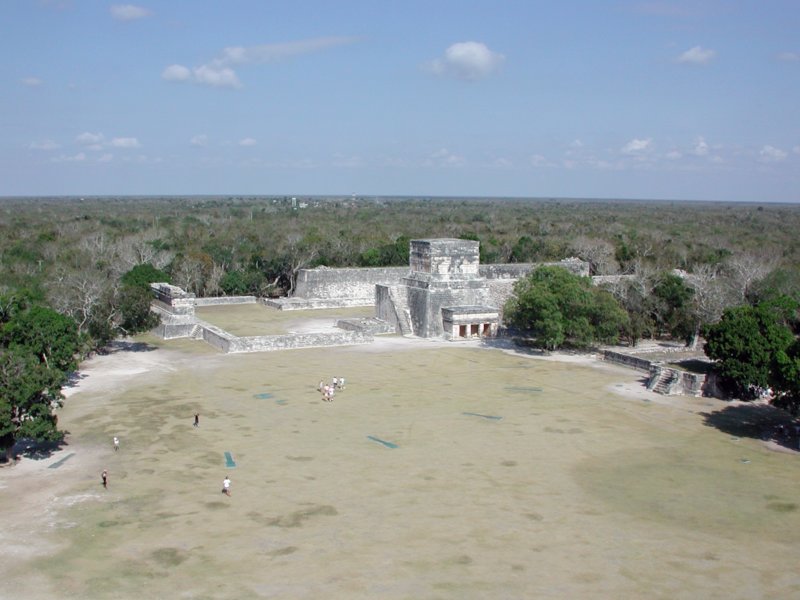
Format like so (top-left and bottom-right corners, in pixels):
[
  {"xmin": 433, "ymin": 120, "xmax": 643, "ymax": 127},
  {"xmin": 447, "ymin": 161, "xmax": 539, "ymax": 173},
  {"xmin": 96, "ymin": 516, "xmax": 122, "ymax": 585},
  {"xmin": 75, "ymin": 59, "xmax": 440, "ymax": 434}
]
[
  {"xmin": 700, "ymin": 402, "xmax": 799, "ymax": 451},
  {"xmin": 481, "ymin": 337, "xmax": 551, "ymax": 356},
  {"xmin": 5, "ymin": 437, "xmax": 69, "ymax": 463},
  {"xmin": 101, "ymin": 339, "xmax": 158, "ymax": 354}
]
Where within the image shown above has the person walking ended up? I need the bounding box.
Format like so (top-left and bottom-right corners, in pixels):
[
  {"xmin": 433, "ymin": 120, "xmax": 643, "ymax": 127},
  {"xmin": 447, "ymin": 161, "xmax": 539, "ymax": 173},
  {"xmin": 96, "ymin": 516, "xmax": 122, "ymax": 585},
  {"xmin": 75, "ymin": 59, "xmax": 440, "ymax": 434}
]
[
  {"xmin": 102, "ymin": 469, "xmax": 108, "ymax": 489},
  {"xmin": 222, "ymin": 476, "xmax": 231, "ymax": 496},
  {"xmin": 113, "ymin": 436, "xmax": 119, "ymax": 451},
  {"xmin": 194, "ymin": 413, "xmax": 200, "ymax": 428}
]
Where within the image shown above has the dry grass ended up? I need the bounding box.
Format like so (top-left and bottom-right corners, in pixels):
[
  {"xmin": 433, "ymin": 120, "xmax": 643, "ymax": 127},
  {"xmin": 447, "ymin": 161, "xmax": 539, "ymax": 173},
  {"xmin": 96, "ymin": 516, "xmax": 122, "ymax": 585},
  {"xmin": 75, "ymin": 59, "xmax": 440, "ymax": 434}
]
[{"xmin": 2, "ymin": 323, "xmax": 800, "ymax": 599}]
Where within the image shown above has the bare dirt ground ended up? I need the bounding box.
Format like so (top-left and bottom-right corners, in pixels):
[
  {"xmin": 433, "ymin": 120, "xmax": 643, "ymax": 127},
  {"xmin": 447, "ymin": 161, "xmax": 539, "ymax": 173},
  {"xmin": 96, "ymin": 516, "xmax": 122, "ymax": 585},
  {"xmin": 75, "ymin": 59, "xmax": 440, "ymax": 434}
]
[{"xmin": 2, "ymin": 324, "xmax": 800, "ymax": 599}]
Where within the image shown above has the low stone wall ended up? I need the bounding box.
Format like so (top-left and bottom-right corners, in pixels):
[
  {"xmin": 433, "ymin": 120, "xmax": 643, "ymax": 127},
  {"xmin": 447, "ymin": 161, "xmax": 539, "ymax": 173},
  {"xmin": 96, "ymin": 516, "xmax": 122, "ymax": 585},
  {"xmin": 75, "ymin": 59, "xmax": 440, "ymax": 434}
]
[
  {"xmin": 195, "ymin": 296, "xmax": 257, "ymax": 307},
  {"xmin": 154, "ymin": 321, "xmax": 196, "ymax": 340},
  {"xmin": 197, "ymin": 321, "xmax": 238, "ymax": 352},
  {"xmin": 228, "ymin": 331, "xmax": 372, "ymax": 353},
  {"xmin": 263, "ymin": 297, "xmax": 375, "ymax": 311},
  {"xmin": 336, "ymin": 317, "xmax": 395, "ymax": 335},
  {"xmin": 602, "ymin": 350, "xmax": 653, "ymax": 372},
  {"xmin": 607, "ymin": 350, "xmax": 717, "ymax": 398},
  {"xmin": 478, "ymin": 260, "xmax": 588, "ymax": 279}
]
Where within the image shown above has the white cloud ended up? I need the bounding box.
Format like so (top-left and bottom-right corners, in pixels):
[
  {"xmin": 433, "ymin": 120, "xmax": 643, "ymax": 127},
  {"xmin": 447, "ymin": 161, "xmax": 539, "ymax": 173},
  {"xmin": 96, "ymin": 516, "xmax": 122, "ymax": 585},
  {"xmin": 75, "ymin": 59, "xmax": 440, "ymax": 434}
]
[
  {"xmin": 110, "ymin": 137, "xmax": 140, "ymax": 148},
  {"xmin": 22, "ymin": 77, "xmax": 42, "ymax": 87},
  {"xmin": 110, "ymin": 4, "xmax": 151, "ymax": 21},
  {"xmin": 426, "ymin": 41, "xmax": 505, "ymax": 81},
  {"xmin": 98, "ymin": 153, "xmax": 114, "ymax": 162},
  {"xmin": 621, "ymin": 138, "xmax": 653, "ymax": 155},
  {"xmin": 677, "ymin": 46, "xmax": 716, "ymax": 65},
  {"xmin": 190, "ymin": 134, "xmax": 208, "ymax": 147},
  {"xmin": 76, "ymin": 132, "xmax": 105, "ymax": 150},
  {"xmin": 162, "ymin": 64, "xmax": 192, "ymax": 82},
  {"xmin": 162, "ymin": 63, "xmax": 241, "ymax": 88},
  {"xmin": 665, "ymin": 150, "xmax": 682, "ymax": 160},
  {"xmin": 239, "ymin": 137, "xmax": 257, "ymax": 147},
  {"xmin": 162, "ymin": 37, "xmax": 356, "ymax": 89},
  {"xmin": 759, "ymin": 145, "xmax": 787, "ymax": 162},
  {"xmin": 777, "ymin": 52, "xmax": 800, "ymax": 62},
  {"xmin": 692, "ymin": 136, "xmax": 709, "ymax": 156},
  {"xmin": 29, "ymin": 139, "xmax": 59, "ymax": 150},
  {"xmin": 194, "ymin": 65, "xmax": 242, "ymax": 89}
]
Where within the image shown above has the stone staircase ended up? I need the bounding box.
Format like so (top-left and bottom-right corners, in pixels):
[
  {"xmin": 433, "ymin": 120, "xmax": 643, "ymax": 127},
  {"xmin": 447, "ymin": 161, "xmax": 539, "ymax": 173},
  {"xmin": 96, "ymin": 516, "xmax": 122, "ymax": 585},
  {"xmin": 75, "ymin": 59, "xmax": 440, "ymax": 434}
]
[
  {"xmin": 648, "ymin": 367, "xmax": 679, "ymax": 395},
  {"xmin": 189, "ymin": 323, "xmax": 203, "ymax": 339}
]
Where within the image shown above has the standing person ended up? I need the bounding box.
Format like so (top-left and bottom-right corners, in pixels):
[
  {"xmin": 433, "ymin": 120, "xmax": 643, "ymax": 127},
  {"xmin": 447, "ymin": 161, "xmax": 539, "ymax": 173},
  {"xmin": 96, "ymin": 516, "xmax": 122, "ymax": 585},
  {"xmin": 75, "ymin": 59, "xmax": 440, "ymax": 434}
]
[
  {"xmin": 318, "ymin": 380, "xmax": 324, "ymax": 392},
  {"xmin": 332, "ymin": 377, "xmax": 338, "ymax": 390},
  {"xmin": 113, "ymin": 436, "xmax": 119, "ymax": 451},
  {"xmin": 102, "ymin": 469, "xmax": 108, "ymax": 489},
  {"xmin": 339, "ymin": 377, "xmax": 346, "ymax": 390},
  {"xmin": 194, "ymin": 413, "xmax": 199, "ymax": 428},
  {"xmin": 222, "ymin": 475, "xmax": 231, "ymax": 496}
]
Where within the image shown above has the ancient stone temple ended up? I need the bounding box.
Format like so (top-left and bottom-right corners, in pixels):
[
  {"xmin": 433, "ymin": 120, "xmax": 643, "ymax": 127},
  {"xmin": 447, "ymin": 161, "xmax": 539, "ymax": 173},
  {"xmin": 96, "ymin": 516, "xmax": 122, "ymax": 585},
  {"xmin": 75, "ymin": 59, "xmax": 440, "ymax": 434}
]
[{"xmin": 376, "ymin": 238, "xmax": 500, "ymax": 340}]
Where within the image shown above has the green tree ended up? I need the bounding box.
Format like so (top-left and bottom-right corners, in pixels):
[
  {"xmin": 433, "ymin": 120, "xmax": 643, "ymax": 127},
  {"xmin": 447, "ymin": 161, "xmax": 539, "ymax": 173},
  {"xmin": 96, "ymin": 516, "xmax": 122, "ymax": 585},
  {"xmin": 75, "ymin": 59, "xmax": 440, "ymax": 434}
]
[
  {"xmin": 2, "ymin": 305, "xmax": 80, "ymax": 373},
  {"xmin": 118, "ymin": 285, "xmax": 160, "ymax": 335},
  {"xmin": 120, "ymin": 263, "xmax": 170, "ymax": 288},
  {"xmin": 772, "ymin": 339, "xmax": 800, "ymax": 414},
  {"xmin": 652, "ymin": 273, "xmax": 694, "ymax": 342},
  {"xmin": 0, "ymin": 297, "xmax": 81, "ymax": 461},
  {"xmin": 704, "ymin": 299, "xmax": 797, "ymax": 399},
  {"xmin": 504, "ymin": 266, "xmax": 628, "ymax": 349}
]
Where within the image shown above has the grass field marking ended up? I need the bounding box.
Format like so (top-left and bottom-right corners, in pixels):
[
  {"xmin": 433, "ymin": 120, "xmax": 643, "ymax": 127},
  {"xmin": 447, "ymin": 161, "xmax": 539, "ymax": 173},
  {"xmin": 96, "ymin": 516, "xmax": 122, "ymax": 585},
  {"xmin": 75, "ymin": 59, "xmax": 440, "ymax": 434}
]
[
  {"xmin": 48, "ymin": 452, "xmax": 76, "ymax": 469},
  {"xmin": 463, "ymin": 412, "xmax": 503, "ymax": 421},
  {"xmin": 367, "ymin": 435, "xmax": 398, "ymax": 449}
]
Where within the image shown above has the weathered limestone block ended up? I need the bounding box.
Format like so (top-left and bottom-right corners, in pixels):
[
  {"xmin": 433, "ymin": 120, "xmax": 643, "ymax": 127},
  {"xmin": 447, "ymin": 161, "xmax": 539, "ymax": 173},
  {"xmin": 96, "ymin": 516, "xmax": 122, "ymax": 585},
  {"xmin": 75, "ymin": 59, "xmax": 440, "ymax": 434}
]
[{"xmin": 410, "ymin": 238, "xmax": 480, "ymax": 281}]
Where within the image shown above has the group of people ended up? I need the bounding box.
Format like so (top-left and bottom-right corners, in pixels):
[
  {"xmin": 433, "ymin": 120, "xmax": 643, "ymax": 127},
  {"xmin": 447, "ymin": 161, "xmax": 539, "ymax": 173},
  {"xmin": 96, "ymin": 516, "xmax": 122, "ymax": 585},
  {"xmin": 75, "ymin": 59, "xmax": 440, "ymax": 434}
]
[{"xmin": 318, "ymin": 376, "xmax": 346, "ymax": 402}]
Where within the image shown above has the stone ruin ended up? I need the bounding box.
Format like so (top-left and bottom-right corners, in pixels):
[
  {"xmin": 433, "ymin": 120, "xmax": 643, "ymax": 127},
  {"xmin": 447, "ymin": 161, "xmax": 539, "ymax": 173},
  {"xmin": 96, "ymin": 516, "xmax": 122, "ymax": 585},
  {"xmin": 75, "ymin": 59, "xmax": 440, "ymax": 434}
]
[
  {"xmin": 150, "ymin": 238, "xmax": 592, "ymax": 351},
  {"xmin": 376, "ymin": 238, "xmax": 499, "ymax": 340}
]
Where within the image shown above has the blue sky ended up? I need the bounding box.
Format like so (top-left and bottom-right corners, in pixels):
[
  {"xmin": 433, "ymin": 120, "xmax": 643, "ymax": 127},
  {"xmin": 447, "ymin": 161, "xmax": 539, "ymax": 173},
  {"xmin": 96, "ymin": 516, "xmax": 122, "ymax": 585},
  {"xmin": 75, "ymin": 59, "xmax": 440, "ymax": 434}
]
[{"xmin": 4, "ymin": 1, "xmax": 799, "ymax": 201}]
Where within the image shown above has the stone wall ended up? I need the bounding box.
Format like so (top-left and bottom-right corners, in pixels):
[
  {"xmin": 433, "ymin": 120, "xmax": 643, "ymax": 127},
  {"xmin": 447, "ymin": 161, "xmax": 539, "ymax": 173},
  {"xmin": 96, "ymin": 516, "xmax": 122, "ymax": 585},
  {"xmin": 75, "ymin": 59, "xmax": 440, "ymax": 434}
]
[
  {"xmin": 292, "ymin": 258, "xmax": 590, "ymax": 309},
  {"xmin": 602, "ymin": 350, "xmax": 653, "ymax": 372},
  {"xmin": 227, "ymin": 331, "xmax": 372, "ymax": 353},
  {"xmin": 195, "ymin": 296, "xmax": 257, "ymax": 306},
  {"xmin": 294, "ymin": 266, "xmax": 408, "ymax": 304}
]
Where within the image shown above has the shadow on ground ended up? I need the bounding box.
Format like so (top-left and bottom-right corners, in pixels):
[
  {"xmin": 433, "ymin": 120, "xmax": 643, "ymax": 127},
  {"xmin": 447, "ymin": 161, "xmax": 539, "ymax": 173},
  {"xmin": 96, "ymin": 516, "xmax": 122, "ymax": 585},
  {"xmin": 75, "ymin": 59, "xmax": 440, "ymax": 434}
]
[
  {"xmin": 4, "ymin": 437, "xmax": 69, "ymax": 463},
  {"xmin": 102, "ymin": 340, "xmax": 158, "ymax": 354},
  {"xmin": 701, "ymin": 402, "xmax": 799, "ymax": 451}
]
